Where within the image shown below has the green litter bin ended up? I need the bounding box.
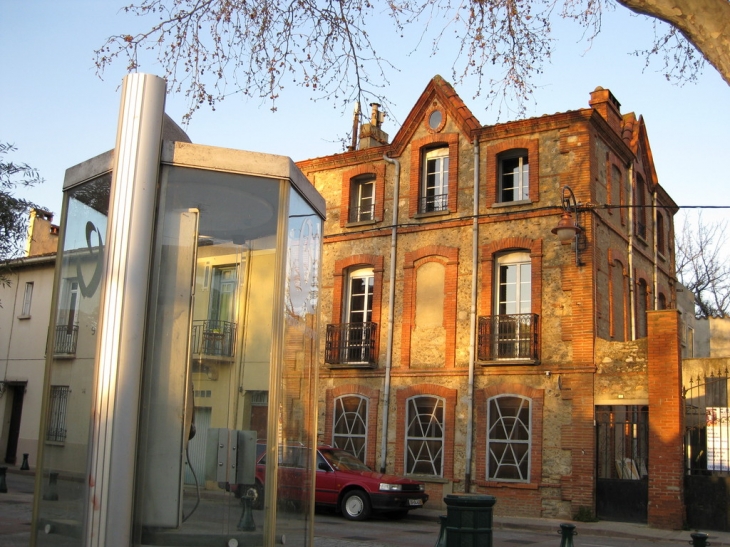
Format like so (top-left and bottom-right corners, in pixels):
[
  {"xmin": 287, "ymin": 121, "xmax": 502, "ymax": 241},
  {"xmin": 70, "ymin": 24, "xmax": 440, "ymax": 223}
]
[{"xmin": 443, "ymin": 494, "xmax": 496, "ymax": 547}]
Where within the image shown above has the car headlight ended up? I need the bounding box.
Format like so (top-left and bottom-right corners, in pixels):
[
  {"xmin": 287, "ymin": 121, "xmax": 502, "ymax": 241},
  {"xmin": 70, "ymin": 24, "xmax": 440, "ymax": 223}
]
[
  {"xmin": 419, "ymin": 484, "xmax": 425, "ymax": 492},
  {"xmin": 379, "ymin": 483, "xmax": 402, "ymax": 492}
]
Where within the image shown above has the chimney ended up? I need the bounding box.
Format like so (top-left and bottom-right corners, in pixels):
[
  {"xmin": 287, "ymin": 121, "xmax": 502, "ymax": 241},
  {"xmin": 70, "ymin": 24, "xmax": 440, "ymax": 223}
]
[
  {"xmin": 589, "ymin": 87, "xmax": 622, "ymax": 135},
  {"xmin": 25, "ymin": 208, "xmax": 59, "ymax": 256},
  {"xmin": 358, "ymin": 103, "xmax": 389, "ymax": 150}
]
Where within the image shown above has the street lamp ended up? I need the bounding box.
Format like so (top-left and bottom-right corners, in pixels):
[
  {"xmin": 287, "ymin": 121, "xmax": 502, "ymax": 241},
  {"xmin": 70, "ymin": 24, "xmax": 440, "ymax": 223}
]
[{"xmin": 551, "ymin": 185, "xmax": 583, "ymax": 266}]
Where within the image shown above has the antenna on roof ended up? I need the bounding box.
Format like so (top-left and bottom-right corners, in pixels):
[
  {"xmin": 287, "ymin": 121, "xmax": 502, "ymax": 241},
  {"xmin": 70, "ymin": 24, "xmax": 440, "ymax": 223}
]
[{"xmin": 349, "ymin": 101, "xmax": 361, "ymax": 151}]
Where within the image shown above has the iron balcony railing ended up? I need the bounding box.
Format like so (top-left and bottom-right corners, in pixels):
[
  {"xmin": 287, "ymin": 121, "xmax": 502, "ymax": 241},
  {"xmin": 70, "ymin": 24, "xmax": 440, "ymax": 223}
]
[
  {"xmin": 191, "ymin": 320, "xmax": 237, "ymax": 358},
  {"xmin": 477, "ymin": 313, "xmax": 539, "ymax": 362},
  {"xmin": 54, "ymin": 325, "xmax": 79, "ymax": 355},
  {"xmin": 325, "ymin": 322, "xmax": 378, "ymax": 366},
  {"xmin": 349, "ymin": 204, "xmax": 375, "ymax": 223},
  {"xmin": 419, "ymin": 193, "xmax": 449, "ymax": 214}
]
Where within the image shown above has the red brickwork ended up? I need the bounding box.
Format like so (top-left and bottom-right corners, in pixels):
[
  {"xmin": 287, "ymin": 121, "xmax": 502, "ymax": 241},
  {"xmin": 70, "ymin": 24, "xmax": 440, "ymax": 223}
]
[{"xmin": 647, "ymin": 309, "xmax": 684, "ymax": 529}]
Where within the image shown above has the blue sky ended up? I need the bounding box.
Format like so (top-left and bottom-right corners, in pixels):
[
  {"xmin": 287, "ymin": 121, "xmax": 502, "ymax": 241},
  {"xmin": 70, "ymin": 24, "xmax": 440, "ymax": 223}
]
[{"xmin": 2, "ymin": 1, "xmax": 729, "ymax": 229}]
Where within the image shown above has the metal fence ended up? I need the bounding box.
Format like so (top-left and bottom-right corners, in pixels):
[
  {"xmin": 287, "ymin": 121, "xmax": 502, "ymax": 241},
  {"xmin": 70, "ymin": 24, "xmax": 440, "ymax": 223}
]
[
  {"xmin": 325, "ymin": 322, "xmax": 378, "ymax": 366},
  {"xmin": 477, "ymin": 314, "xmax": 539, "ymax": 362}
]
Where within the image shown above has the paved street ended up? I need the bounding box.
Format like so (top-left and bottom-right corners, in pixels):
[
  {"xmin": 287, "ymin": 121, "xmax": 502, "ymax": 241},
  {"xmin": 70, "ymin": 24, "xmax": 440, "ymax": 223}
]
[{"xmin": 4, "ymin": 469, "xmax": 730, "ymax": 547}]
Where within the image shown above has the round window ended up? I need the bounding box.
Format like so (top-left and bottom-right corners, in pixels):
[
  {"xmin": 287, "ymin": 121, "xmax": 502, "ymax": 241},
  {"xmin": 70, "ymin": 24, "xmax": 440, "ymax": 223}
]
[{"xmin": 428, "ymin": 110, "xmax": 443, "ymax": 130}]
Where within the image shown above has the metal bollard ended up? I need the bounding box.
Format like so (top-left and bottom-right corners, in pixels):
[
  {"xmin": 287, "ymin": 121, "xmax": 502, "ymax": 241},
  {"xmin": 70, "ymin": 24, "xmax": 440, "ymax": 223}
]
[
  {"xmin": 0, "ymin": 467, "xmax": 7, "ymax": 493},
  {"xmin": 690, "ymin": 531, "xmax": 710, "ymax": 547},
  {"xmin": 43, "ymin": 471, "xmax": 59, "ymax": 501},
  {"xmin": 20, "ymin": 453, "xmax": 30, "ymax": 471},
  {"xmin": 435, "ymin": 515, "xmax": 447, "ymax": 547},
  {"xmin": 558, "ymin": 523, "xmax": 577, "ymax": 547},
  {"xmin": 237, "ymin": 489, "xmax": 256, "ymax": 531}
]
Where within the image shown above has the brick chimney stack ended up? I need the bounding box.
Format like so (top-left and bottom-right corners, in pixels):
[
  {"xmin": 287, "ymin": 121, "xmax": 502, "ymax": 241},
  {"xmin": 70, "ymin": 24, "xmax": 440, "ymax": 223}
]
[{"xmin": 589, "ymin": 87, "xmax": 622, "ymax": 135}]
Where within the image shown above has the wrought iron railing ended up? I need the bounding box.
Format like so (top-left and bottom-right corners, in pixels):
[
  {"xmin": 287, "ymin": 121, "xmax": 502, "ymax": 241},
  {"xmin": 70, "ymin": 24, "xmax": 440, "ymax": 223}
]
[
  {"xmin": 54, "ymin": 325, "xmax": 79, "ymax": 355},
  {"xmin": 477, "ymin": 314, "xmax": 539, "ymax": 362},
  {"xmin": 46, "ymin": 385, "xmax": 69, "ymax": 442},
  {"xmin": 325, "ymin": 322, "xmax": 378, "ymax": 366},
  {"xmin": 637, "ymin": 220, "xmax": 647, "ymax": 240},
  {"xmin": 191, "ymin": 320, "xmax": 237, "ymax": 358},
  {"xmin": 419, "ymin": 193, "xmax": 449, "ymax": 213},
  {"xmin": 349, "ymin": 204, "xmax": 375, "ymax": 223}
]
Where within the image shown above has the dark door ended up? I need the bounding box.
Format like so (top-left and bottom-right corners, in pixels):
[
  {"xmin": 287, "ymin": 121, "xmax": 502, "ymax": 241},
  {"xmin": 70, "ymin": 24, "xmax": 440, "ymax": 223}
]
[
  {"xmin": 595, "ymin": 405, "xmax": 649, "ymax": 523},
  {"xmin": 4, "ymin": 384, "xmax": 25, "ymax": 464}
]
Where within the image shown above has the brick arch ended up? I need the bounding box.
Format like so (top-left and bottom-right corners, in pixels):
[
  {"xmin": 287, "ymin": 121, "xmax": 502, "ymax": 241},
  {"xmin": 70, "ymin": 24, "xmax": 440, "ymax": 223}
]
[
  {"xmin": 324, "ymin": 384, "xmax": 381, "ymax": 467},
  {"xmin": 475, "ymin": 383, "xmax": 544, "ymax": 489},
  {"xmin": 485, "ymin": 138, "xmax": 540, "ymax": 204},
  {"xmin": 395, "ymin": 384, "xmax": 457, "ymax": 478},
  {"xmin": 340, "ymin": 163, "xmax": 386, "ymax": 227},
  {"xmin": 401, "ymin": 246, "xmax": 459, "ymax": 368},
  {"xmin": 608, "ymin": 250, "xmax": 629, "ymax": 341},
  {"xmin": 409, "ymin": 133, "xmax": 460, "ymax": 217},
  {"xmin": 479, "ymin": 237, "xmax": 543, "ymax": 318}
]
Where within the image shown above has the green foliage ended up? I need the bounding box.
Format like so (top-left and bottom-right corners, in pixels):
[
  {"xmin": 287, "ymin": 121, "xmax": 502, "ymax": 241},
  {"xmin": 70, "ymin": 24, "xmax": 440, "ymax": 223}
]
[
  {"xmin": 573, "ymin": 506, "xmax": 598, "ymax": 522},
  {"xmin": 0, "ymin": 142, "xmax": 43, "ymax": 288}
]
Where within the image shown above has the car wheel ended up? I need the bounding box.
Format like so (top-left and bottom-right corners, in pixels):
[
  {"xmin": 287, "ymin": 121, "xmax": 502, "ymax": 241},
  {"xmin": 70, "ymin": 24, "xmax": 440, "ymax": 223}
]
[{"xmin": 341, "ymin": 490, "xmax": 371, "ymax": 521}]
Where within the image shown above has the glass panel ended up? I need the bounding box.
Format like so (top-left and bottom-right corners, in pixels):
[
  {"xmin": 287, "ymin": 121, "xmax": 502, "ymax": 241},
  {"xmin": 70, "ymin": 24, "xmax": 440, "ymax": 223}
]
[
  {"xmin": 275, "ymin": 187, "xmax": 321, "ymax": 543},
  {"xmin": 333, "ymin": 396, "xmax": 368, "ymax": 462},
  {"xmin": 133, "ymin": 166, "xmax": 284, "ymax": 545},
  {"xmin": 35, "ymin": 172, "xmax": 112, "ymax": 546},
  {"xmin": 487, "ymin": 396, "xmax": 531, "ymax": 481},
  {"xmin": 405, "ymin": 396, "xmax": 444, "ymax": 476}
]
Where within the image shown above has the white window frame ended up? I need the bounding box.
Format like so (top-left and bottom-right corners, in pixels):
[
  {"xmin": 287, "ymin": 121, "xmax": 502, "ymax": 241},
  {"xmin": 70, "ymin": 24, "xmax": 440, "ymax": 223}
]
[
  {"xmin": 342, "ymin": 267, "xmax": 375, "ymax": 364},
  {"xmin": 59, "ymin": 278, "xmax": 80, "ymax": 330},
  {"xmin": 499, "ymin": 150, "xmax": 529, "ymax": 203},
  {"xmin": 487, "ymin": 394, "xmax": 532, "ymax": 482},
  {"xmin": 421, "ymin": 147, "xmax": 449, "ymax": 212},
  {"xmin": 350, "ymin": 176, "xmax": 375, "ymax": 222},
  {"xmin": 20, "ymin": 281, "xmax": 34, "ymax": 317},
  {"xmin": 495, "ymin": 252, "xmax": 531, "ymax": 316},
  {"xmin": 405, "ymin": 395, "xmax": 444, "ymax": 476},
  {"xmin": 333, "ymin": 395, "xmax": 368, "ymax": 462}
]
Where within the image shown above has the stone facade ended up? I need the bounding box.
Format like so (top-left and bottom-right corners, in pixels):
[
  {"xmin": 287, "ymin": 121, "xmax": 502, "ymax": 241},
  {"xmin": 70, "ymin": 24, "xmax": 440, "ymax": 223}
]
[{"xmin": 297, "ymin": 77, "xmax": 683, "ymax": 525}]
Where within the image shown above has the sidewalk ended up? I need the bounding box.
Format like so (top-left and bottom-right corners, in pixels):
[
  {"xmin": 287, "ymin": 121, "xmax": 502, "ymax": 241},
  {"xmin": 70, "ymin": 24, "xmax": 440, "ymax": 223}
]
[{"xmin": 3, "ymin": 466, "xmax": 729, "ymax": 546}]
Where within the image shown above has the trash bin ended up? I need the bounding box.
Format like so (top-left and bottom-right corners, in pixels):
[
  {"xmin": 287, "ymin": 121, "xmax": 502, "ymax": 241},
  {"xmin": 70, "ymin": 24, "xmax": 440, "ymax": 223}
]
[{"xmin": 443, "ymin": 493, "xmax": 496, "ymax": 547}]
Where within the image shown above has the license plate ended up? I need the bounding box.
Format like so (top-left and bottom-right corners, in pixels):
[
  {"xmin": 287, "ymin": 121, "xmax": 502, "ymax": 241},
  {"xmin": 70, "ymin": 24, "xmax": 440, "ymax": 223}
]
[{"xmin": 408, "ymin": 499, "xmax": 423, "ymax": 506}]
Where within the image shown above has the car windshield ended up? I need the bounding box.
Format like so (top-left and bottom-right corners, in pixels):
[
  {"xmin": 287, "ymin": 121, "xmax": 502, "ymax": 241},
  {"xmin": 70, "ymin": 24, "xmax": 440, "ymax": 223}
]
[{"xmin": 321, "ymin": 449, "xmax": 372, "ymax": 472}]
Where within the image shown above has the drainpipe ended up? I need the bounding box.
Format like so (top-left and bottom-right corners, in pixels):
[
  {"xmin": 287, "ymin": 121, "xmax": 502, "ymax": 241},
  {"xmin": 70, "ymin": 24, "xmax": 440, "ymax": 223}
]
[
  {"xmin": 652, "ymin": 191, "xmax": 658, "ymax": 310},
  {"xmin": 380, "ymin": 154, "xmax": 400, "ymax": 473},
  {"xmin": 464, "ymin": 138, "xmax": 479, "ymax": 492},
  {"xmin": 628, "ymin": 164, "xmax": 636, "ymax": 340}
]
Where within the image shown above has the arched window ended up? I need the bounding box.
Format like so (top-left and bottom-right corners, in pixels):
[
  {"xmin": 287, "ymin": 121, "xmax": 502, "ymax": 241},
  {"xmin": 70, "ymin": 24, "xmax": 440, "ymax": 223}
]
[
  {"xmin": 333, "ymin": 395, "xmax": 369, "ymax": 462},
  {"xmin": 487, "ymin": 395, "xmax": 532, "ymax": 482},
  {"xmin": 492, "ymin": 252, "xmax": 532, "ymax": 359},
  {"xmin": 349, "ymin": 174, "xmax": 375, "ymax": 223},
  {"xmin": 405, "ymin": 395, "xmax": 444, "ymax": 476},
  {"xmin": 636, "ymin": 279, "xmax": 649, "ymax": 338},
  {"xmin": 610, "ymin": 259, "xmax": 626, "ymax": 341}
]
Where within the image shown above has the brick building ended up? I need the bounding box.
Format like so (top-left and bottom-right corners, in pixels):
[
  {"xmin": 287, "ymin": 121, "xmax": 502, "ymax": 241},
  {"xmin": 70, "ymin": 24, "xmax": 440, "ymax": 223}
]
[{"xmin": 296, "ymin": 76, "xmax": 684, "ymax": 527}]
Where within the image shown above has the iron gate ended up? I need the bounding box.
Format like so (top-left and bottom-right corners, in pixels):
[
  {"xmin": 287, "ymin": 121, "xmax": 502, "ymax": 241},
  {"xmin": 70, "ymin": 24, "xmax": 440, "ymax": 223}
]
[
  {"xmin": 685, "ymin": 369, "xmax": 730, "ymax": 531},
  {"xmin": 595, "ymin": 405, "xmax": 649, "ymax": 522}
]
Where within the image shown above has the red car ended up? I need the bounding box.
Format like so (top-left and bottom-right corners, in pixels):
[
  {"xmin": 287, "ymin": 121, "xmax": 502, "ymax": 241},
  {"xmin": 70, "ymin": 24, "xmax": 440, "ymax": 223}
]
[{"xmin": 249, "ymin": 446, "xmax": 428, "ymax": 520}]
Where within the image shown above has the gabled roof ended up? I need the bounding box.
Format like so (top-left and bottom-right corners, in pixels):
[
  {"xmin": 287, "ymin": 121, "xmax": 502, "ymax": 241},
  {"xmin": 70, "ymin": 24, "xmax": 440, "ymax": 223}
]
[
  {"xmin": 623, "ymin": 113, "xmax": 658, "ymax": 189},
  {"xmin": 388, "ymin": 75, "xmax": 481, "ymax": 156}
]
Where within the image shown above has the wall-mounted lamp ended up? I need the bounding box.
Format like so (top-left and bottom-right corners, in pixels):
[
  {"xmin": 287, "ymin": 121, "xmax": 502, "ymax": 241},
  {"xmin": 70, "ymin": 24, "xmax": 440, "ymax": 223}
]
[{"xmin": 551, "ymin": 185, "xmax": 583, "ymax": 266}]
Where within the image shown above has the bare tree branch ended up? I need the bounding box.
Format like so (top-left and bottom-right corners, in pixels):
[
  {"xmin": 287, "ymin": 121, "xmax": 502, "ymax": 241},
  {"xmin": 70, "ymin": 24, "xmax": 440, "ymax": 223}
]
[{"xmin": 676, "ymin": 212, "xmax": 730, "ymax": 318}]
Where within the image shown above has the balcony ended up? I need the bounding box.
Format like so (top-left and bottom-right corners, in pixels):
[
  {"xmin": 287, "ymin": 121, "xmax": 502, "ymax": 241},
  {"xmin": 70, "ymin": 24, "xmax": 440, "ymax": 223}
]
[
  {"xmin": 191, "ymin": 320, "xmax": 237, "ymax": 359},
  {"xmin": 418, "ymin": 193, "xmax": 448, "ymax": 214},
  {"xmin": 54, "ymin": 325, "xmax": 79, "ymax": 355},
  {"xmin": 477, "ymin": 314, "xmax": 539, "ymax": 363},
  {"xmin": 325, "ymin": 322, "xmax": 378, "ymax": 367}
]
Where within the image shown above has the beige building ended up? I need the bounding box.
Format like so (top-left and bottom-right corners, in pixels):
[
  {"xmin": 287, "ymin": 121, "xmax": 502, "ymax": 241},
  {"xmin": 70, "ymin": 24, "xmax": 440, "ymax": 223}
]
[{"xmin": 0, "ymin": 210, "xmax": 58, "ymax": 468}]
